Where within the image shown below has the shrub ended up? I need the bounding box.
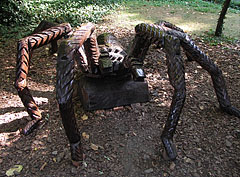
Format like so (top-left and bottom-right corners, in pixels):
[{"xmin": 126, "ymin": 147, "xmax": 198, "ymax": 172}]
[{"xmin": 0, "ymin": 0, "xmax": 123, "ymax": 38}]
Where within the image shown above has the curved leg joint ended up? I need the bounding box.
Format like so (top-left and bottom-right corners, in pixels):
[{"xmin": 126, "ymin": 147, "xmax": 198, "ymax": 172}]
[
  {"xmin": 57, "ymin": 41, "xmax": 83, "ymax": 165},
  {"xmin": 161, "ymin": 35, "xmax": 186, "ymax": 160},
  {"xmin": 70, "ymin": 141, "xmax": 83, "ymax": 166},
  {"xmin": 181, "ymin": 38, "xmax": 240, "ymax": 118},
  {"xmin": 221, "ymin": 106, "xmax": 240, "ymax": 118},
  {"xmin": 161, "ymin": 136, "xmax": 177, "ymax": 161}
]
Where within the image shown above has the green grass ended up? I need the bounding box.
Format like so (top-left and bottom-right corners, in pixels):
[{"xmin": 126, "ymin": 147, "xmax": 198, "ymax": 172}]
[
  {"xmin": 102, "ymin": 0, "xmax": 240, "ymax": 42},
  {"xmin": 200, "ymin": 29, "xmax": 239, "ymax": 46},
  {"xmin": 124, "ymin": 0, "xmax": 239, "ymax": 13}
]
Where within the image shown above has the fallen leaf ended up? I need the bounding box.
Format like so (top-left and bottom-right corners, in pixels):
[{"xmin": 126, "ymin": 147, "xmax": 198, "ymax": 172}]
[
  {"xmin": 170, "ymin": 162, "xmax": 175, "ymax": 170},
  {"xmin": 91, "ymin": 143, "xmax": 99, "ymax": 151},
  {"xmin": 82, "ymin": 132, "xmax": 90, "ymax": 139},
  {"xmin": 81, "ymin": 114, "xmax": 88, "ymax": 120},
  {"xmin": 6, "ymin": 165, "xmax": 23, "ymax": 176},
  {"xmin": 104, "ymin": 155, "xmax": 111, "ymax": 161},
  {"xmin": 83, "ymin": 161, "xmax": 88, "ymax": 167},
  {"xmin": 113, "ymin": 106, "xmax": 124, "ymax": 111},
  {"xmin": 40, "ymin": 162, "xmax": 47, "ymax": 171},
  {"xmin": 53, "ymin": 158, "xmax": 57, "ymax": 162}
]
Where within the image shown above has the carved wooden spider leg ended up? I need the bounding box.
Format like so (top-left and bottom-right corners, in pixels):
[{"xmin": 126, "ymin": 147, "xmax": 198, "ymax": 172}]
[
  {"xmin": 134, "ymin": 23, "xmax": 186, "ymax": 160},
  {"xmin": 155, "ymin": 21, "xmax": 193, "ymax": 61},
  {"xmin": 15, "ymin": 23, "xmax": 71, "ymax": 135},
  {"xmin": 155, "ymin": 21, "xmax": 240, "ymax": 117},
  {"xmin": 125, "ymin": 33, "xmax": 151, "ymax": 80},
  {"xmin": 32, "ymin": 20, "xmax": 60, "ymax": 54},
  {"xmin": 161, "ymin": 35, "xmax": 186, "ymax": 160},
  {"xmin": 56, "ymin": 41, "xmax": 83, "ymax": 166},
  {"xmin": 84, "ymin": 31, "xmax": 101, "ymax": 74},
  {"xmin": 180, "ymin": 37, "xmax": 240, "ymax": 118},
  {"xmin": 56, "ymin": 23, "xmax": 99, "ymax": 166}
]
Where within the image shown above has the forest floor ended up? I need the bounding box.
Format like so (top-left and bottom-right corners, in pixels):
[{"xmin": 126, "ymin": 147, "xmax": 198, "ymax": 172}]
[{"xmin": 1, "ymin": 4, "xmax": 240, "ymax": 177}]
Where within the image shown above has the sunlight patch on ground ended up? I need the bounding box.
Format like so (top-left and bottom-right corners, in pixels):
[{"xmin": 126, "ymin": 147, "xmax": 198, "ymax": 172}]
[
  {"xmin": 0, "ymin": 111, "xmax": 28, "ymax": 124},
  {"xmin": 0, "ymin": 92, "xmax": 23, "ymax": 109},
  {"xmin": 0, "ymin": 97, "xmax": 48, "ymax": 124},
  {"xmin": 106, "ymin": 5, "xmax": 240, "ymax": 38},
  {"xmin": 34, "ymin": 97, "xmax": 49, "ymax": 105},
  {"xmin": 177, "ymin": 22, "xmax": 211, "ymax": 33},
  {"xmin": 0, "ymin": 131, "xmax": 21, "ymax": 146},
  {"xmin": 104, "ymin": 10, "xmax": 213, "ymax": 35},
  {"xmin": 27, "ymin": 80, "xmax": 55, "ymax": 92},
  {"xmin": 103, "ymin": 11, "xmax": 153, "ymax": 29}
]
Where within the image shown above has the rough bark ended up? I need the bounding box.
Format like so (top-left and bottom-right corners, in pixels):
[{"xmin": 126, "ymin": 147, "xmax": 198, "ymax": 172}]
[{"xmin": 215, "ymin": 0, "xmax": 231, "ymax": 36}]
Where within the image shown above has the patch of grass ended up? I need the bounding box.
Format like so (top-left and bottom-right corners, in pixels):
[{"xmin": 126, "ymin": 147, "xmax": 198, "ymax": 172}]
[
  {"xmin": 124, "ymin": 0, "xmax": 239, "ymax": 13},
  {"xmin": 200, "ymin": 29, "xmax": 239, "ymax": 46},
  {"xmin": 104, "ymin": 0, "xmax": 239, "ymax": 40}
]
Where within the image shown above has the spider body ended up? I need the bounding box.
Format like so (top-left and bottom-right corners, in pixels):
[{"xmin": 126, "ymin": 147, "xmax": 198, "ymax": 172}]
[{"xmin": 15, "ymin": 21, "xmax": 240, "ymax": 165}]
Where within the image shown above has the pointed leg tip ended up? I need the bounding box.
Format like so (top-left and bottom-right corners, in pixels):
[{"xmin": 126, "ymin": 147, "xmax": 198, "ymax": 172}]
[
  {"xmin": 221, "ymin": 106, "xmax": 240, "ymax": 118},
  {"xmin": 72, "ymin": 160, "xmax": 82, "ymax": 167},
  {"xmin": 70, "ymin": 141, "xmax": 84, "ymax": 166},
  {"xmin": 161, "ymin": 137, "xmax": 177, "ymax": 161},
  {"xmin": 21, "ymin": 119, "xmax": 40, "ymax": 135}
]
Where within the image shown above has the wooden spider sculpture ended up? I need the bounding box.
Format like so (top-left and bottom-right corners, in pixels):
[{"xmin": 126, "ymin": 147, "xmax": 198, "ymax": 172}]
[{"xmin": 15, "ymin": 21, "xmax": 240, "ymax": 166}]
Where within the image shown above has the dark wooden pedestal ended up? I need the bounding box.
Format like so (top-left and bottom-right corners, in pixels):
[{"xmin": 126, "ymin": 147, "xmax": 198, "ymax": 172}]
[{"xmin": 77, "ymin": 75, "xmax": 150, "ymax": 110}]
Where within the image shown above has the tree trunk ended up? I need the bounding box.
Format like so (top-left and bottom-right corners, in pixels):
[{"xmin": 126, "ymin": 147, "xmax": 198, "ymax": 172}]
[{"xmin": 215, "ymin": 0, "xmax": 231, "ymax": 36}]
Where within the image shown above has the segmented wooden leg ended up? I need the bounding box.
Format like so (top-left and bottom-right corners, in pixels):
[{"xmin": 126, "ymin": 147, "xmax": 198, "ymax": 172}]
[
  {"xmin": 74, "ymin": 46, "xmax": 89, "ymax": 73},
  {"xmin": 128, "ymin": 34, "xmax": 152, "ymax": 62},
  {"xmin": 56, "ymin": 23, "xmax": 97, "ymax": 165},
  {"xmin": 161, "ymin": 36, "xmax": 186, "ymax": 160},
  {"xmin": 124, "ymin": 34, "xmax": 151, "ymax": 80},
  {"xmin": 15, "ymin": 23, "xmax": 72, "ymax": 135},
  {"xmin": 32, "ymin": 20, "xmax": 59, "ymax": 53},
  {"xmin": 17, "ymin": 87, "xmax": 42, "ymax": 135},
  {"xmin": 155, "ymin": 20, "xmax": 184, "ymax": 33},
  {"xmin": 55, "ymin": 23, "xmax": 99, "ymax": 165},
  {"xmin": 84, "ymin": 31, "xmax": 100, "ymax": 74},
  {"xmin": 181, "ymin": 38, "xmax": 240, "ymax": 118},
  {"xmin": 56, "ymin": 41, "xmax": 83, "ymax": 165}
]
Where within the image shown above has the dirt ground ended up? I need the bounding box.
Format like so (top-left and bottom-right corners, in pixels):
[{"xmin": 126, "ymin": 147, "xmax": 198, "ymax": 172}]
[{"xmin": 1, "ymin": 22, "xmax": 240, "ymax": 177}]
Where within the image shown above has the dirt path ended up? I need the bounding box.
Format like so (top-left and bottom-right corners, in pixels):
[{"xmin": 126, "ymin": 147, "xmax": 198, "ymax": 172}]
[{"xmin": 1, "ymin": 9, "xmax": 240, "ymax": 177}]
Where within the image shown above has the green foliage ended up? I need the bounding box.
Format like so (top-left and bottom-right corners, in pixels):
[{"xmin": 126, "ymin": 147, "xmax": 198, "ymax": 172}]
[
  {"xmin": 20, "ymin": 0, "xmax": 122, "ymax": 26},
  {"xmin": 0, "ymin": 0, "xmax": 123, "ymax": 39},
  {"xmin": 1, "ymin": 0, "xmax": 239, "ymax": 40},
  {"xmin": 204, "ymin": 0, "xmax": 240, "ymax": 10},
  {"xmin": 0, "ymin": 0, "xmax": 31, "ymax": 25},
  {"xmin": 230, "ymin": 1, "xmax": 240, "ymax": 10}
]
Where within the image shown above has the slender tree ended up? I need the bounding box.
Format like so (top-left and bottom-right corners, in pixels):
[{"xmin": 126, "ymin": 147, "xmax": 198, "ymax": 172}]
[{"xmin": 215, "ymin": 0, "xmax": 231, "ymax": 36}]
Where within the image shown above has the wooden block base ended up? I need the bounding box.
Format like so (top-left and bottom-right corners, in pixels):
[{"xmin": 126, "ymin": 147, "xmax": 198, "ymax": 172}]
[{"xmin": 77, "ymin": 76, "xmax": 149, "ymax": 110}]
